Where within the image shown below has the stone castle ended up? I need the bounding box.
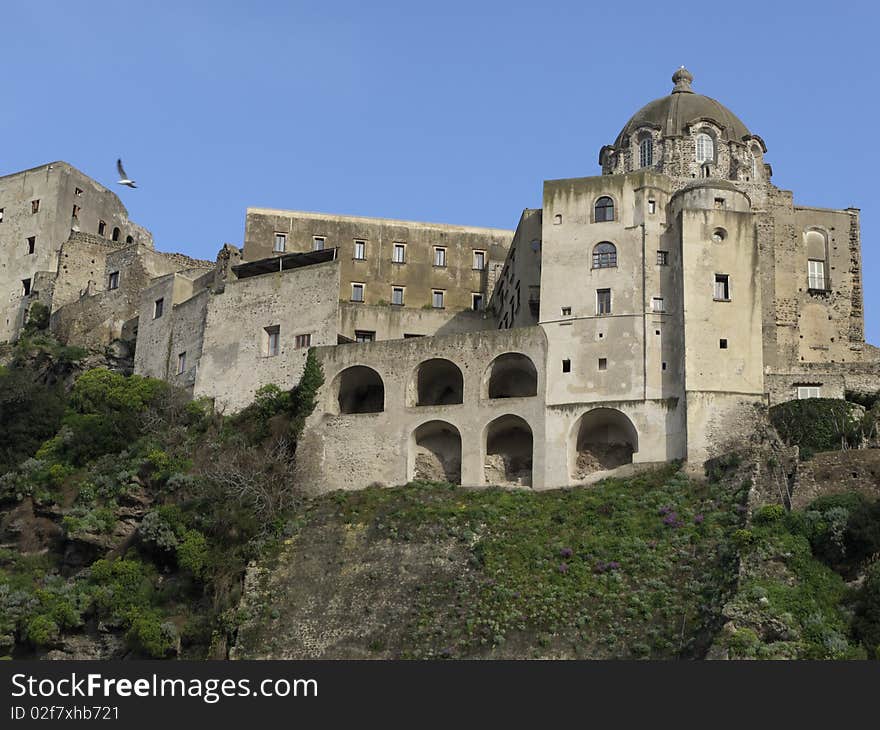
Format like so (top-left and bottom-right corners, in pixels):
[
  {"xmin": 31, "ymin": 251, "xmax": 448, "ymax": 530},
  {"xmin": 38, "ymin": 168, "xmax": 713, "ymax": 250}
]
[{"xmin": 2, "ymin": 68, "xmax": 878, "ymax": 491}]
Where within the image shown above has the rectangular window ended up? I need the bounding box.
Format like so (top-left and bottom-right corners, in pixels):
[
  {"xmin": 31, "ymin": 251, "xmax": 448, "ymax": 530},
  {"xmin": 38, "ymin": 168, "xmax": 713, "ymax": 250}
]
[
  {"xmin": 354, "ymin": 240, "xmax": 366, "ymax": 260},
  {"xmin": 473, "ymin": 250, "xmax": 486, "ymax": 270},
  {"xmin": 656, "ymin": 250, "xmax": 668, "ymax": 266},
  {"xmin": 75, "ymin": 187, "xmax": 83, "ymax": 197},
  {"xmin": 797, "ymin": 386, "xmax": 822, "ymax": 399},
  {"xmin": 274, "ymin": 233, "xmax": 287, "ymax": 252},
  {"xmin": 355, "ymin": 330, "xmax": 375, "ymax": 343},
  {"xmin": 562, "ymin": 359, "xmax": 571, "ymax": 373},
  {"xmin": 265, "ymin": 325, "xmax": 280, "ymax": 356},
  {"xmin": 714, "ymin": 197, "xmax": 726, "ymax": 209},
  {"xmin": 177, "ymin": 352, "xmax": 187, "ymax": 375},
  {"xmin": 719, "ymin": 338, "xmax": 728, "ymax": 349},
  {"xmin": 433, "ymin": 247, "xmax": 447, "ymax": 267},
  {"xmin": 153, "ymin": 298, "xmax": 164, "ymax": 319},
  {"xmin": 596, "ymin": 288, "xmax": 612, "ymax": 315},
  {"xmin": 648, "ymin": 199, "xmax": 656, "ymax": 214},
  {"xmin": 561, "ymin": 306, "xmax": 571, "ymax": 316},
  {"xmin": 714, "ymin": 274, "xmax": 730, "ymax": 301},
  {"xmin": 31, "ymin": 199, "xmax": 40, "ymax": 214},
  {"xmin": 98, "ymin": 220, "xmax": 106, "ymax": 236},
  {"xmin": 808, "ymin": 259, "xmax": 826, "ymax": 290},
  {"xmin": 108, "ymin": 271, "xmax": 120, "ymax": 290},
  {"xmin": 472, "ymin": 293, "xmax": 484, "ymax": 311},
  {"xmin": 351, "ymin": 282, "xmax": 365, "ymax": 302},
  {"xmin": 313, "ymin": 236, "xmax": 325, "ymax": 251},
  {"xmin": 294, "ymin": 333, "xmax": 311, "ymax": 349},
  {"xmin": 0, "ymin": 208, "xmax": 4, "ymax": 222},
  {"xmin": 22, "ymin": 278, "xmax": 31, "ymax": 296},
  {"xmin": 27, "ymin": 237, "xmax": 36, "ymax": 255},
  {"xmin": 432, "ymin": 290, "xmax": 445, "ymax": 309},
  {"xmin": 598, "ymin": 358, "xmax": 608, "ymax": 371},
  {"xmin": 72, "ymin": 205, "xmax": 80, "ymax": 219},
  {"xmin": 391, "ymin": 286, "xmax": 405, "ymax": 306},
  {"xmin": 652, "ymin": 297, "xmax": 665, "ymax": 313},
  {"xmin": 392, "ymin": 243, "xmax": 406, "ymax": 263}
]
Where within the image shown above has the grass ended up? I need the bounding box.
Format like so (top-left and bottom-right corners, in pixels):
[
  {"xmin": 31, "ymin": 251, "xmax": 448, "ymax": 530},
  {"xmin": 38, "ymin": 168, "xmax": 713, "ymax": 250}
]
[{"xmin": 299, "ymin": 464, "xmax": 749, "ymax": 658}]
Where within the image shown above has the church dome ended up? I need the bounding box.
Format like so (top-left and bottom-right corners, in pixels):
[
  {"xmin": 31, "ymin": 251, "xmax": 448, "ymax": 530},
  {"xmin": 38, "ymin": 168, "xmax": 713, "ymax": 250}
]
[{"xmin": 613, "ymin": 67, "xmax": 751, "ymax": 147}]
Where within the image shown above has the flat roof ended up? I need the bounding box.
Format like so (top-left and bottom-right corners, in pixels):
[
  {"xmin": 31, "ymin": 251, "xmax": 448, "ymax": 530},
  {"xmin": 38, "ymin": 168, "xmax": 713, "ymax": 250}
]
[{"xmin": 231, "ymin": 248, "xmax": 338, "ymax": 279}]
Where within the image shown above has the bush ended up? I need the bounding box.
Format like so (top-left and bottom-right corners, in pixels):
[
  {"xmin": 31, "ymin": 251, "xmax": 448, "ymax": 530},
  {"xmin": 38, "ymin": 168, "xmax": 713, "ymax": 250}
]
[
  {"xmin": 139, "ymin": 506, "xmax": 187, "ymax": 553},
  {"xmin": 754, "ymin": 504, "xmax": 786, "ymax": 524},
  {"xmin": 126, "ymin": 609, "xmax": 177, "ymax": 658},
  {"xmin": 24, "ymin": 614, "xmax": 59, "ymax": 647},
  {"xmin": 176, "ymin": 530, "xmax": 208, "ymax": 578},
  {"xmin": 22, "ymin": 302, "xmax": 49, "ymax": 334},
  {"xmin": 0, "ymin": 368, "xmax": 66, "ymax": 475},
  {"xmin": 770, "ymin": 399, "xmax": 866, "ymax": 455},
  {"xmin": 854, "ymin": 562, "xmax": 880, "ymax": 659}
]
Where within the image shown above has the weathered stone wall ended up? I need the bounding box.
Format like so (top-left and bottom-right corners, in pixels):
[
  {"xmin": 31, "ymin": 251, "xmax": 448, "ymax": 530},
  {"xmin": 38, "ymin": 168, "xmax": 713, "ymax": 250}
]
[
  {"xmin": 194, "ymin": 260, "xmax": 341, "ymax": 412},
  {"xmin": 791, "ymin": 449, "xmax": 880, "ymax": 510},
  {"xmin": 490, "ymin": 208, "xmax": 542, "ymax": 329},
  {"xmin": 338, "ymin": 301, "xmax": 490, "ymax": 341},
  {"xmin": 243, "ymin": 209, "xmax": 512, "ymax": 312}
]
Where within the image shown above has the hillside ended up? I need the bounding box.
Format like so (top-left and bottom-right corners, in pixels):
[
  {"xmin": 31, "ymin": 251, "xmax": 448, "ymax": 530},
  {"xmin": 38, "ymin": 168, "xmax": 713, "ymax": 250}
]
[{"xmin": 1, "ymin": 324, "xmax": 879, "ymax": 660}]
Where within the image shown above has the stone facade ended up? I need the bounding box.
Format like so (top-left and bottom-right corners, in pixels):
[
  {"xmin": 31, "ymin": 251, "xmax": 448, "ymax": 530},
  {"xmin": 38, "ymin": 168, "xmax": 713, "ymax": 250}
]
[{"xmin": 1, "ymin": 68, "xmax": 877, "ymax": 491}]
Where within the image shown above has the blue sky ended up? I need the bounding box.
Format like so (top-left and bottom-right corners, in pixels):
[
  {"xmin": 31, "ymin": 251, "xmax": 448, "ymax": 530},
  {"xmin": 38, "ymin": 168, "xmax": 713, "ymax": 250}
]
[{"xmin": 4, "ymin": 1, "xmax": 879, "ymax": 340}]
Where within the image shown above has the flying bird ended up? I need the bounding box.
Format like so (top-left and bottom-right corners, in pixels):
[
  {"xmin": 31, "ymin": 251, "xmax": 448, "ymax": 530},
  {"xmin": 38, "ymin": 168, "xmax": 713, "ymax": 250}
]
[{"xmin": 116, "ymin": 159, "xmax": 137, "ymax": 188}]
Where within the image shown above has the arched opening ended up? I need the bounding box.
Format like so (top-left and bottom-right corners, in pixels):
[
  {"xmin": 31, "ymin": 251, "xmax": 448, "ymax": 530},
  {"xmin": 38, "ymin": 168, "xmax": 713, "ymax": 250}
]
[
  {"xmin": 112, "ymin": 227, "xmax": 121, "ymax": 242},
  {"xmin": 594, "ymin": 196, "xmax": 614, "ymax": 222},
  {"xmin": 334, "ymin": 366, "xmax": 384, "ymax": 414},
  {"xmin": 411, "ymin": 421, "xmax": 461, "ymax": 484},
  {"xmin": 486, "ymin": 353, "xmax": 537, "ymax": 399},
  {"xmin": 484, "ymin": 415, "xmax": 533, "ymax": 486},
  {"xmin": 126, "ymin": 235, "xmax": 134, "ymax": 244},
  {"xmin": 592, "ymin": 242, "xmax": 617, "ymax": 269},
  {"xmin": 639, "ymin": 136, "xmax": 653, "ymax": 168},
  {"xmin": 415, "ymin": 359, "xmax": 463, "ymax": 406},
  {"xmin": 695, "ymin": 133, "xmax": 715, "ymax": 163},
  {"xmin": 571, "ymin": 408, "xmax": 638, "ymax": 479}
]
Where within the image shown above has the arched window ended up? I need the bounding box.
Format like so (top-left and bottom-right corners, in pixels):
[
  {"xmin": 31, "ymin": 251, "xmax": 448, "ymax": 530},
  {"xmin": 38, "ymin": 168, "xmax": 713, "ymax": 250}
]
[
  {"xmin": 639, "ymin": 137, "xmax": 653, "ymax": 168},
  {"xmin": 594, "ymin": 196, "xmax": 614, "ymax": 222},
  {"xmin": 592, "ymin": 242, "xmax": 617, "ymax": 269},
  {"xmin": 112, "ymin": 227, "xmax": 121, "ymax": 242},
  {"xmin": 695, "ymin": 133, "xmax": 714, "ymax": 163}
]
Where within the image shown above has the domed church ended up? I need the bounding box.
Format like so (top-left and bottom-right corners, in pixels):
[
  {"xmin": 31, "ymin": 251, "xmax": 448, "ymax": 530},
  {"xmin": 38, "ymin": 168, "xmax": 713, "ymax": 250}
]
[{"xmin": 1, "ymin": 69, "xmax": 873, "ymax": 492}]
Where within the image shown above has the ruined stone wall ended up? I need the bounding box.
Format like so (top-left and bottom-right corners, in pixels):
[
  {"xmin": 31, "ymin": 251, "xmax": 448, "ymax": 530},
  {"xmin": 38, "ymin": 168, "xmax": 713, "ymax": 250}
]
[
  {"xmin": 194, "ymin": 260, "xmax": 341, "ymax": 412},
  {"xmin": 791, "ymin": 449, "xmax": 880, "ymax": 510},
  {"xmin": 337, "ymin": 301, "xmax": 490, "ymax": 342}
]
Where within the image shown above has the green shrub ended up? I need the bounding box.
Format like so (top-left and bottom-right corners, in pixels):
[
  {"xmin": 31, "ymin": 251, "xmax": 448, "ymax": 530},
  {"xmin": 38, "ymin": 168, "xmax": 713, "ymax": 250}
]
[
  {"xmin": 754, "ymin": 504, "xmax": 786, "ymax": 524},
  {"xmin": 139, "ymin": 506, "xmax": 187, "ymax": 552},
  {"xmin": 125, "ymin": 609, "xmax": 177, "ymax": 658},
  {"xmin": 0, "ymin": 368, "xmax": 66, "ymax": 475},
  {"xmin": 22, "ymin": 302, "xmax": 49, "ymax": 334},
  {"xmin": 289, "ymin": 349, "xmax": 324, "ymax": 440},
  {"xmin": 770, "ymin": 399, "xmax": 866, "ymax": 455},
  {"xmin": 854, "ymin": 562, "xmax": 880, "ymax": 659},
  {"xmin": 24, "ymin": 614, "xmax": 59, "ymax": 647},
  {"xmin": 176, "ymin": 530, "xmax": 208, "ymax": 578}
]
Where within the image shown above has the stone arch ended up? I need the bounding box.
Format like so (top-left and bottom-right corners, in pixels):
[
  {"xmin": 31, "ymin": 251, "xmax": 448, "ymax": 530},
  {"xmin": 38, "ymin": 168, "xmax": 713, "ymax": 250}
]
[
  {"xmin": 593, "ymin": 195, "xmax": 616, "ymax": 223},
  {"xmin": 485, "ymin": 353, "xmax": 537, "ymax": 399},
  {"xmin": 484, "ymin": 414, "xmax": 533, "ymax": 486},
  {"xmin": 126, "ymin": 235, "xmax": 134, "ymax": 244},
  {"xmin": 112, "ymin": 227, "xmax": 121, "ymax": 242},
  {"xmin": 804, "ymin": 228, "xmax": 828, "ymax": 259},
  {"xmin": 333, "ymin": 365, "xmax": 384, "ymax": 414},
  {"xmin": 410, "ymin": 420, "xmax": 462, "ymax": 484},
  {"xmin": 570, "ymin": 408, "xmax": 639, "ymax": 479},
  {"xmin": 413, "ymin": 358, "xmax": 464, "ymax": 406}
]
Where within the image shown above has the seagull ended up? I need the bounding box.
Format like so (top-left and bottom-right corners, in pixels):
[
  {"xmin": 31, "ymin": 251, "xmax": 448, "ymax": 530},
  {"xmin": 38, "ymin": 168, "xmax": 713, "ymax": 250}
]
[{"xmin": 116, "ymin": 158, "xmax": 137, "ymax": 188}]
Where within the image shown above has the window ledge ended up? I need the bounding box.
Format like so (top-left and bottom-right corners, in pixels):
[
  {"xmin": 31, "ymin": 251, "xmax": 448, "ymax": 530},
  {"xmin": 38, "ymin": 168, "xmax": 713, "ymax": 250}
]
[
  {"xmin": 591, "ymin": 265, "xmax": 618, "ymax": 270},
  {"xmin": 350, "ymin": 299, "xmax": 364, "ymax": 304},
  {"xmin": 807, "ymin": 288, "xmax": 830, "ymax": 295},
  {"xmin": 391, "ymin": 260, "xmax": 406, "ymax": 265},
  {"xmin": 713, "ymin": 298, "xmax": 731, "ymax": 303}
]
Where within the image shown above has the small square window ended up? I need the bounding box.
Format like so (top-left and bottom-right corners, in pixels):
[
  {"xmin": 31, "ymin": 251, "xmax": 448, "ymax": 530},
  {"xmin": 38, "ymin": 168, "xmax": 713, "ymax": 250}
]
[
  {"xmin": 355, "ymin": 330, "xmax": 375, "ymax": 343},
  {"xmin": 562, "ymin": 359, "xmax": 571, "ymax": 373},
  {"xmin": 652, "ymin": 297, "xmax": 665, "ymax": 313},
  {"xmin": 797, "ymin": 386, "xmax": 821, "ymax": 399},
  {"xmin": 392, "ymin": 243, "xmax": 406, "ymax": 263},
  {"xmin": 153, "ymin": 298, "xmax": 164, "ymax": 319},
  {"xmin": 553, "ymin": 213, "xmax": 562, "ymax": 225},
  {"xmin": 0, "ymin": 208, "xmax": 4, "ymax": 222},
  {"xmin": 98, "ymin": 220, "xmax": 106, "ymax": 236},
  {"xmin": 176, "ymin": 352, "xmax": 187, "ymax": 375},
  {"xmin": 294, "ymin": 333, "xmax": 311, "ymax": 349},
  {"xmin": 561, "ymin": 307, "xmax": 572, "ymax": 316},
  {"xmin": 714, "ymin": 274, "xmax": 730, "ymax": 301},
  {"xmin": 598, "ymin": 332, "xmax": 604, "ymax": 339},
  {"xmin": 655, "ymin": 329, "xmax": 661, "ymax": 335},
  {"xmin": 714, "ymin": 197, "xmax": 726, "ymax": 209},
  {"xmin": 265, "ymin": 325, "xmax": 280, "ymax": 356},
  {"xmin": 433, "ymin": 247, "xmax": 447, "ymax": 267},
  {"xmin": 719, "ymin": 338, "xmax": 728, "ymax": 349},
  {"xmin": 354, "ymin": 240, "xmax": 366, "ymax": 260},
  {"xmin": 108, "ymin": 271, "xmax": 120, "ymax": 290},
  {"xmin": 662, "ymin": 361, "xmax": 667, "ymax": 371},
  {"xmin": 473, "ymin": 250, "xmax": 486, "ymax": 270},
  {"xmin": 648, "ymin": 199, "xmax": 656, "ymax": 215},
  {"xmin": 351, "ymin": 283, "xmax": 365, "ymax": 302},
  {"xmin": 75, "ymin": 187, "xmax": 83, "ymax": 197},
  {"xmin": 597, "ymin": 289, "xmax": 612, "ymax": 315},
  {"xmin": 598, "ymin": 358, "xmax": 608, "ymax": 371},
  {"xmin": 432, "ymin": 290, "xmax": 445, "ymax": 308},
  {"xmin": 22, "ymin": 278, "xmax": 31, "ymax": 296},
  {"xmin": 274, "ymin": 233, "xmax": 287, "ymax": 253},
  {"xmin": 27, "ymin": 237, "xmax": 36, "ymax": 255},
  {"xmin": 392, "ymin": 287, "xmax": 405, "ymax": 306},
  {"xmin": 31, "ymin": 199, "xmax": 40, "ymax": 214},
  {"xmin": 656, "ymin": 250, "xmax": 668, "ymax": 266},
  {"xmin": 313, "ymin": 236, "xmax": 325, "ymax": 251},
  {"xmin": 471, "ymin": 293, "xmax": 483, "ymax": 311}
]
